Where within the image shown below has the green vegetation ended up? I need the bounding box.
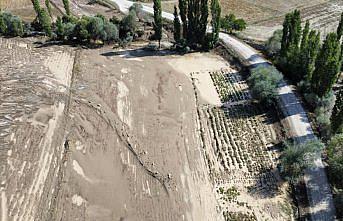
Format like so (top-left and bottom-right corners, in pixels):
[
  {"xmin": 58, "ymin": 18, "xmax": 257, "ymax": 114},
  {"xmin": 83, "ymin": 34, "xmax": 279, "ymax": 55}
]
[
  {"xmin": 45, "ymin": 0, "xmax": 52, "ymax": 18},
  {"xmin": 280, "ymin": 140, "xmax": 324, "ymax": 183},
  {"xmin": 0, "ymin": 11, "xmax": 24, "ymax": 37},
  {"xmin": 210, "ymin": 0, "xmax": 221, "ymax": 45},
  {"xmin": 327, "ymin": 133, "xmax": 343, "ymax": 188},
  {"xmin": 332, "ymin": 88, "xmax": 343, "ymax": 134},
  {"xmin": 153, "ymin": 0, "xmax": 162, "ymax": 47},
  {"xmin": 220, "ymin": 14, "xmax": 246, "ymax": 34},
  {"xmin": 63, "ymin": 0, "xmax": 71, "ymax": 16},
  {"xmin": 265, "ymin": 29, "xmax": 282, "ymax": 57},
  {"xmin": 248, "ymin": 65, "xmax": 283, "ymax": 106}
]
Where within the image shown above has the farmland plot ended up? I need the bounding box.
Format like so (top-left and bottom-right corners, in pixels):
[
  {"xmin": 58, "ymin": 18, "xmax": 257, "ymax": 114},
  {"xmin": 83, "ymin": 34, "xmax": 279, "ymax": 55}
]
[{"xmin": 197, "ymin": 68, "xmax": 294, "ymax": 220}]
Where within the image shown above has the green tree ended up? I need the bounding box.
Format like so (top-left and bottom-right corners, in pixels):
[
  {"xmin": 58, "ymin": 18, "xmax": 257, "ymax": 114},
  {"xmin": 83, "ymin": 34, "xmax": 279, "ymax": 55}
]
[
  {"xmin": 332, "ymin": 88, "xmax": 343, "ymax": 134},
  {"xmin": 55, "ymin": 16, "xmax": 64, "ymax": 39},
  {"xmin": 173, "ymin": 6, "xmax": 181, "ymax": 43},
  {"xmin": 45, "ymin": 0, "xmax": 52, "ymax": 18},
  {"xmin": 300, "ymin": 20, "xmax": 310, "ymax": 51},
  {"xmin": 248, "ymin": 65, "xmax": 283, "ymax": 106},
  {"xmin": 31, "ymin": 0, "xmax": 41, "ymax": 16},
  {"xmin": 327, "ymin": 133, "xmax": 343, "ymax": 188},
  {"xmin": 63, "ymin": 0, "xmax": 71, "ymax": 16},
  {"xmin": 187, "ymin": 0, "xmax": 208, "ymax": 47},
  {"xmin": 87, "ymin": 16, "xmax": 104, "ymax": 41},
  {"xmin": 265, "ymin": 29, "xmax": 282, "ymax": 57},
  {"xmin": 337, "ymin": 12, "xmax": 343, "ymax": 41},
  {"xmin": 153, "ymin": 0, "xmax": 162, "ymax": 47},
  {"xmin": 210, "ymin": 0, "xmax": 220, "ymax": 45},
  {"xmin": 73, "ymin": 16, "xmax": 90, "ymax": 41},
  {"xmin": 0, "ymin": 13, "xmax": 7, "ymax": 34},
  {"xmin": 304, "ymin": 31, "xmax": 320, "ymax": 81},
  {"xmin": 39, "ymin": 9, "xmax": 52, "ymax": 36},
  {"xmin": 289, "ymin": 10, "xmax": 301, "ymax": 49},
  {"xmin": 311, "ymin": 33, "xmax": 341, "ymax": 97},
  {"xmin": 119, "ymin": 11, "xmax": 137, "ymax": 38},
  {"xmin": 280, "ymin": 140, "xmax": 324, "ymax": 183},
  {"xmin": 178, "ymin": 0, "xmax": 187, "ymax": 39},
  {"xmin": 280, "ymin": 13, "xmax": 292, "ymax": 57}
]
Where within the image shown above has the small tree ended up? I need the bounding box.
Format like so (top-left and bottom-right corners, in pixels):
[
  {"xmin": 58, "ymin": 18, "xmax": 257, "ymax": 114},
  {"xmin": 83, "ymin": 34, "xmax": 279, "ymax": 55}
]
[
  {"xmin": 153, "ymin": 0, "xmax": 162, "ymax": 47},
  {"xmin": 280, "ymin": 139, "xmax": 324, "ymax": 183},
  {"xmin": 87, "ymin": 16, "xmax": 104, "ymax": 41},
  {"xmin": 119, "ymin": 11, "xmax": 137, "ymax": 39},
  {"xmin": 173, "ymin": 6, "xmax": 181, "ymax": 43}
]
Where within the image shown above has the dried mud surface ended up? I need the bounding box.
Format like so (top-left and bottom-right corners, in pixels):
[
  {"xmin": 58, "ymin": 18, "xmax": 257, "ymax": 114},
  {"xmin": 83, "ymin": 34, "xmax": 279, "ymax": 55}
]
[{"xmin": 1, "ymin": 38, "xmax": 294, "ymax": 220}]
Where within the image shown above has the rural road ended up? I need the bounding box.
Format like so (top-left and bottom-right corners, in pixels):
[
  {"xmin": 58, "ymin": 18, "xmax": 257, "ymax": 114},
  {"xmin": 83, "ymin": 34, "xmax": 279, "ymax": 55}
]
[{"xmin": 108, "ymin": 0, "xmax": 336, "ymax": 219}]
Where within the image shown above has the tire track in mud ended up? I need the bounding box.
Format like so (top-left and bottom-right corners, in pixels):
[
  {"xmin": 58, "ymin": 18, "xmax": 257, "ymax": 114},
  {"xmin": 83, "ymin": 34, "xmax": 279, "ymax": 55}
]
[{"xmin": 73, "ymin": 95, "xmax": 171, "ymax": 195}]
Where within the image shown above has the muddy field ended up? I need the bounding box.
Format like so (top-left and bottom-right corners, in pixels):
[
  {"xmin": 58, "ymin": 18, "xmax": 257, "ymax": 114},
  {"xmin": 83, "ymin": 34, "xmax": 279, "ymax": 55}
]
[{"xmin": 0, "ymin": 35, "xmax": 295, "ymax": 220}]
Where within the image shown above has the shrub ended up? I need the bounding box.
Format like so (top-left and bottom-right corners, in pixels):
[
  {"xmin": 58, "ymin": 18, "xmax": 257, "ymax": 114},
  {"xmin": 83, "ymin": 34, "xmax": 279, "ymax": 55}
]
[
  {"xmin": 280, "ymin": 139, "xmax": 324, "ymax": 183},
  {"xmin": 120, "ymin": 11, "xmax": 137, "ymax": 39},
  {"xmin": 248, "ymin": 65, "xmax": 283, "ymax": 106},
  {"xmin": 220, "ymin": 14, "xmax": 246, "ymax": 33},
  {"xmin": 0, "ymin": 12, "xmax": 24, "ymax": 37},
  {"xmin": 327, "ymin": 133, "xmax": 343, "ymax": 188},
  {"xmin": 265, "ymin": 30, "xmax": 282, "ymax": 57}
]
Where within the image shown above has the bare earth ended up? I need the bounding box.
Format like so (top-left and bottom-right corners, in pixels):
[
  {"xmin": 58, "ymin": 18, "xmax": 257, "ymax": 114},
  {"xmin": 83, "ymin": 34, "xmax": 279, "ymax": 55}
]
[{"xmin": 0, "ymin": 35, "xmax": 296, "ymax": 220}]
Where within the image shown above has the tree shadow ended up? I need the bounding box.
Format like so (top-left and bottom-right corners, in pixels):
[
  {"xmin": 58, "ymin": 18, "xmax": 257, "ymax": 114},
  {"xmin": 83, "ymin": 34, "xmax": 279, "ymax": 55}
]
[{"xmin": 100, "ymin": 48, "xmax": 177, "ymax": 58}]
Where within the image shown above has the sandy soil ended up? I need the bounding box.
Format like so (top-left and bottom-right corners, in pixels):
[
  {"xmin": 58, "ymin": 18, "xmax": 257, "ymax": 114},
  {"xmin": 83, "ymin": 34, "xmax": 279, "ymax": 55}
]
[
  {"xmin": 1, "ymin": 34, "xmax": 294, "ymax": 220},
  {"xmin": 51, "ymin": 46, "xmax": 225, "ymax": 221},
  {"xmin": 0, "ymin": 37, "xmax": 75, "ymax": 220}
]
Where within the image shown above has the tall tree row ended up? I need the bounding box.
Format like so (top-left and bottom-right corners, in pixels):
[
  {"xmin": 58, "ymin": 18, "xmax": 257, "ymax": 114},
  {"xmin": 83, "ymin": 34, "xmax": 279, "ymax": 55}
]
[{"xmin": 279, "ymin": 10, "xmax": 342, "ymax": 99}]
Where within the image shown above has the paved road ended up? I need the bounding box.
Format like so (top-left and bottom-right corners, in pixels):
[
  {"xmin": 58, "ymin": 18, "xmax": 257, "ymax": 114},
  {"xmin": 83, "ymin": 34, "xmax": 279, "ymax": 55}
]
[{"xmin": 108, "ymin": 0, "xmax": 336, "ymax": 219}]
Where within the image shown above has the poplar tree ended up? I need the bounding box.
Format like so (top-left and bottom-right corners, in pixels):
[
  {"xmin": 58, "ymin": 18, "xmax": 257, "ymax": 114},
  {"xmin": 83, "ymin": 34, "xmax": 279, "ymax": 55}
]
[
  {"xmin": 153, "ymin": 0, "xmax": 162, "ymax": 47},
  {"xmin": 280, "ymin": 13, "xmax": 291, "ymax": 57},
  {"xmin": 173, "ymin": 6, "xmax": 181, "ymax": 42},
  {"xmin": 289, "ymin": 10, "xmax": 302, "ymax": 49},
  {"xmin": 337, "ymin": 12, "xmax": 343, "ymax": 41},
  {"xmin": 31, "ymin": 0, "xmax": 41, "ymax": 16},
  {"xmin": 178, "ymin": 0, "xmax": 187, "ymax": 39},
  {"xmin": 39, "ymin": 8, "xmax": 52, "ymax": 36},
  {"xmin": 331, "ymin": 88, "xmax": 343, "ymax": 133},
  {"xmin": 210, "ymin": 0, "xmax": 221, "ymax": 44},
  {"xmin": 304, "ymin": 31, "xmax": 320, "ymax": 81},
  {"xmin": 63, "ymin": 0, "xmax": 71, "ymax": 16},
  {"xmin": 45, "ymin": 0, "xmax": 52, "ymax": 18},
  {"xmin": 300, "ymin": 20, "xmax": 310, "ymax": 51},
  {"xmin": 187, "ymin": 0, "xmax": 208, "ymax": 47},
  {"xmin": 311, "ymin": 33, "xmax": 341, "ymax": 97}
]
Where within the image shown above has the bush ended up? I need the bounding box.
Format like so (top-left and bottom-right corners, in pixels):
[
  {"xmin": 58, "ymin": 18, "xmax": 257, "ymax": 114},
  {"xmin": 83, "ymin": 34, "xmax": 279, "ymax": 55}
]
[
  {"xmin": 280, "ymin": 139, "xmax": 324, "ymax": 183},
  {"xmin": 0, "ymin": 11, "xmax": 24, "ymax": 37},
  {"xmin": 305, "ymin": 91, "xmax": 336, "ymax": 137},
  {"xmin": 327, "ymin": 133, "xmax": 343, "ymax": 188},
  {"xmin": 120, "ymin": 11, "xmax": 137, "ymax": 39},
  {"xmin": 220, "ymin": 14, "xmax": 246, "ymax": 33},
  {"xmin": 265, "ymin": 29, "xmax": 282, "ymax": 57},
  {"xmin": 248, "ymin": 65, "xmax": 283, "ymax": 106}
]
